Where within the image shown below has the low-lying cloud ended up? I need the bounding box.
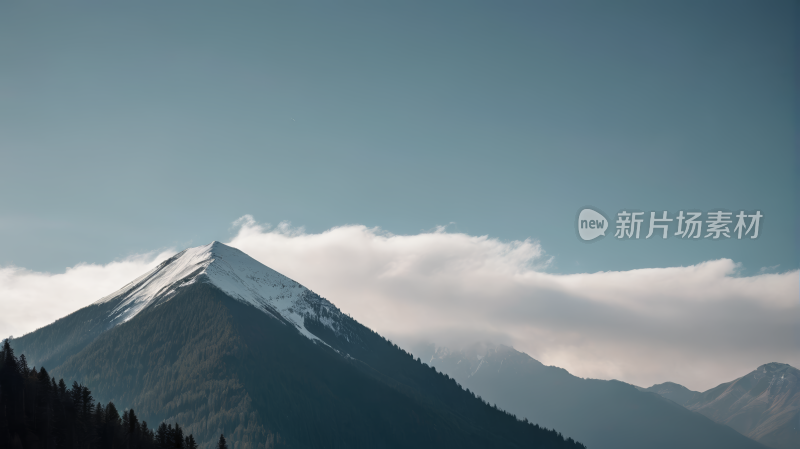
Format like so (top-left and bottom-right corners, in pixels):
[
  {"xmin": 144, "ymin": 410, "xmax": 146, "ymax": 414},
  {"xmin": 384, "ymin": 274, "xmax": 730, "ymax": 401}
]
[
  {"xmin": 0, "ymin": 250, "xmax": 174, "ymax": 339},
  {"xmin": 1, "ymin": 215, "xmax": 797, "ymax": 391},
  {"xmin": 228, "ymin": 216, "xmax": 799, "ymax": 391}
]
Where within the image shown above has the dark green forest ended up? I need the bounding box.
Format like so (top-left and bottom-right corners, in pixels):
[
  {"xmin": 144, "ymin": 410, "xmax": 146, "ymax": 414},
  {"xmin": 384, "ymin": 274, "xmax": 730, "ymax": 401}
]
[{"xmin": 0, "ymin": 339, "xmax": 198, "ymax": 449}]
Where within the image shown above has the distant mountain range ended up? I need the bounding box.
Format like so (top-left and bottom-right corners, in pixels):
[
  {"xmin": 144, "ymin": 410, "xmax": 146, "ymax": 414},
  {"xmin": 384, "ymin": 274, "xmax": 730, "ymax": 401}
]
[
  {"xmin": 643, "ymin": 363, "xmax": 800, "ymax": 449},
  {"xmin": 421, "ymin": 342, "xmax": 772, "ymax": 449},
  {"xmin": 10, "ymin": 242, "xmax": 584, "ymax": 449}
]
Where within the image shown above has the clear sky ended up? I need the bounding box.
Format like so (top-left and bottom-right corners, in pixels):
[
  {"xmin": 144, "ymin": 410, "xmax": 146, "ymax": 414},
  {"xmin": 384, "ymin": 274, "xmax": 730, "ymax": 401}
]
[{"xmin": 1, "ymin": 1, "xmax": 796, "ymax": 276}]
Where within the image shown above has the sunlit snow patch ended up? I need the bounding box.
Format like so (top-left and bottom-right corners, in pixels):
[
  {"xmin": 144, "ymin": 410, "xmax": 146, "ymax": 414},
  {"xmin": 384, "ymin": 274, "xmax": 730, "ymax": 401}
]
[{"xmin": 95, "ymin": 241, "xmax": 342, "ymax": 343}]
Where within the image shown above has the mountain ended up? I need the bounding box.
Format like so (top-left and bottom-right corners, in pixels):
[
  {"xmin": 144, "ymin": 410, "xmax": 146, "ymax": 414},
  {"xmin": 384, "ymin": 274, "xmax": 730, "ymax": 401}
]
[
  {"xmin": 643, "ymin": 381, "xmax": 701, "ymax": 406},
  {"xmin": 10, "ymin": 242, "xmax": 584, "ymax": 449},
  {"xmin": 644, "ymin": 363, "xmax": 800, "ymax": 449},
  {"xmin": 421, "ymin": 342, "xmax": 768, "ymax": 449}
]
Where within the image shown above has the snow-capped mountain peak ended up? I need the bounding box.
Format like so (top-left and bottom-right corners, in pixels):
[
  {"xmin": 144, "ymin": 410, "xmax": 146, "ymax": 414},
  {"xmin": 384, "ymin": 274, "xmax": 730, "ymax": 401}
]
[{"xmin": 95, "ymin": 241, "xmax": 340, "ymax": 342}]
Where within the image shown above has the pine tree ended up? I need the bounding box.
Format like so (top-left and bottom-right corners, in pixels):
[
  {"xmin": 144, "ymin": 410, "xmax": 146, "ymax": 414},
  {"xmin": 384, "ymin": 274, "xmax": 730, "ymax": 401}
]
[
  {"xmin": 129, "ymin": 408, "xmax": 139, "ymax": 449},
  {"xmin": 18, "ymin": 354, "xmax": 29, "ymax": 377},
  {"xmin": 173, "ymin": 423, "xmax": 184, "ymax": 449},
  {"xmin": 35, "ymin": 367, "xmax": 52, "ymax": 448},
  {"xmin": 123, "ymin": 410, "xmax": 131, "ymax": 449},
  {"xmin": 141, "ymin": 420, "xmax": 153, "ymax": 446},
  {"xmin": 0, "ymin": 343, "xmax": 14, "ymax": 380},
  {"xmin": 156, "ymin": 422, "xmax": 169, "ymax": 448},
  {"xmin": 185, "ymin": 434, "xmax": 198, "ymax": 449},
  {"xmin": 217, "ymin": 433, "xmax": 228, "ymax": 449},
  {"xmin": 94, "ymin": 402, "xmax": 106, "ymax": 447},
  {"xmin": 81, "ymin": 385, "xmax": 95, "ymax": 418},
  {"xmin": 166, "ymin": 424, "xmax": 175, "ymax": 449},
  {"xmin": 106, "ymin": 402, "xmax": 121, "ymax": 427},
  {"xmin": 0, "ymin": 349, "xmax": 200, "ymax": 449}
]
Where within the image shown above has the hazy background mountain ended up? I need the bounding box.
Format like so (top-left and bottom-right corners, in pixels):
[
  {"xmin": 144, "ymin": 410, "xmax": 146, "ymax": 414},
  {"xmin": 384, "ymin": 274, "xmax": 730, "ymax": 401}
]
[
  {"xmin": 643, "ymin": 363, "xmax": 800, "ymax": 449},
  {"xmin": 416, "ymin": 342, "xmax": 768, "ymax": 449},
  {"xmin": 10, "ymin": 243, "xmax": 584, "ymax": 449}
]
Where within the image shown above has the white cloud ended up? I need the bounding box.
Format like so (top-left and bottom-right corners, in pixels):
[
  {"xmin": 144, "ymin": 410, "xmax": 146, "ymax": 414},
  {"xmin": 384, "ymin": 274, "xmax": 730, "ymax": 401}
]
[
  {"xmin": 1, "ymin": 216, "xmax": 796, "ymax": 391},
  {"xmin": 227, "ymin": 216, "xmax": 799, "ymax": 391},
  {"xmin": 0, "ymin": 249, "xmax": 175, "ymax": 339}
]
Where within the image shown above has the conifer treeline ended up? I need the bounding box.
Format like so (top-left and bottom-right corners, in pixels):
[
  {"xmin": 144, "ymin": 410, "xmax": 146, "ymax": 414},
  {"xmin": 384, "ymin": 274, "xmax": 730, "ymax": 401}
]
[{"xmin": 1, "ymin": 339, "xmax": 198, "ymax": 449}]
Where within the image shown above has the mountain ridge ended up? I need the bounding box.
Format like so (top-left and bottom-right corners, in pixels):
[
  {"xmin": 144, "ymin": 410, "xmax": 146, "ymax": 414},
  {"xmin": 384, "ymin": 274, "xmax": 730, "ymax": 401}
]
[
  {"xmin": 91, "ymin": 241, "xmax": 343, "ymax": 343},
  {"xmin": 10, "ymin": 242, "xmax": 585, "ymax": 449},
  {"xmin": 422, "ymin": 342, "xmax": 770, "ymax": 449},
  {"xmin": 643, "ymin": 362, "xmax": 800, "ymax": 449}
]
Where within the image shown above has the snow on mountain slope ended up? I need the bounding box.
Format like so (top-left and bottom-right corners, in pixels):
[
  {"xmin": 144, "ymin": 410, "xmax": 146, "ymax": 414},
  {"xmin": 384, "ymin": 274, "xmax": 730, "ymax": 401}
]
[{"xmin": 94, "ymin": 241, "xmax": 341, "ymax": 342}]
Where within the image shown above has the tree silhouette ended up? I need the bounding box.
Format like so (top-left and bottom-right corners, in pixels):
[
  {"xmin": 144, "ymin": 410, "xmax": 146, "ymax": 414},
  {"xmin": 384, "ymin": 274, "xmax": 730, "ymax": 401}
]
[
  {"xmin": 185, "ymin": 434, "xmax": 198, "ymax": 449},
  {"xmin": 0, "ymin": 343, "xmax": 198, "ymax": 449}
]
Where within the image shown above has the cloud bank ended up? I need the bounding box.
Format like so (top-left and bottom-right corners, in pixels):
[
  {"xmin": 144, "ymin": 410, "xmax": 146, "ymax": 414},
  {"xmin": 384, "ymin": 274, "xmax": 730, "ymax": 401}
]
[
  {"xmin": 1, "ymin": 216, "xmax": 796, "ymax": 390},
  {"xmin": 228, "ymin": 216, "xmax": 799, "ymax": 391}
]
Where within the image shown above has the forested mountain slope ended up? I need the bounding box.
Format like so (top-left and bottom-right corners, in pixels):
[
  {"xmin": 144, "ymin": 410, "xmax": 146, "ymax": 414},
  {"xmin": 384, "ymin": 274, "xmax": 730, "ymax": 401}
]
[{"xmin": 11, "ymin": 243, "xmax": 585, "ymax": 449}]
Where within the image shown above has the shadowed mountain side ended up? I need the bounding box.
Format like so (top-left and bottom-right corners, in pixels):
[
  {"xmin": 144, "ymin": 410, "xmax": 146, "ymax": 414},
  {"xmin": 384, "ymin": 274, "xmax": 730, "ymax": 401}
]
[{"xmin": 8, "ymin": 300, "xmax": 119, "ymax": 370}]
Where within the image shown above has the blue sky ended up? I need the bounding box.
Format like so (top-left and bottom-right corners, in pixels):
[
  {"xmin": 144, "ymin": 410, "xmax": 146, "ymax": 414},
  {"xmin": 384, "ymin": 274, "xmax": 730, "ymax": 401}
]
[{"xmin": 1, "ymin": 0, "xmax": 797, "ymax": 276}]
